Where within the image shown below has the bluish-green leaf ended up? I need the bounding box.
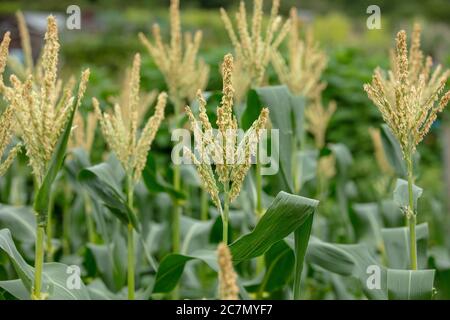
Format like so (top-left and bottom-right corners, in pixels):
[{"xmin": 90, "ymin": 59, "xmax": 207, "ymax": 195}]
[
  {"xmin": 393, "ymin": 178, "xmax": 423, "ymax": 211},
  {"xmin": 153, "ymin": 250, "xmax": 218, "ymax": 293},
  {"xmin": 0, "ymin": 280, "xmax": 29, "ymax": 300},
  {"xmin": 387, "ymin": 269, "xmax": 435, "ymax": 300},
  {"xmin": 0, "ymin": 205, "xmax": 36, "ymax": 243},
  {"xmin": 306, "ymin": 238, "xmax": 388, "ymax": 300},
  {"xmin": 289, "ymin": 94, "xmax": 306, "ymax": 139},
  {"xmin": 0, "ymin": 229, "xmax": 33, "ymax": 289},
  {"xmin": 380, "ymin": 124, "xmax": 406, "ymax": 177},
  {"xmin": 0, "ymin": 229, "xmax": 90, "ymax": 300}
]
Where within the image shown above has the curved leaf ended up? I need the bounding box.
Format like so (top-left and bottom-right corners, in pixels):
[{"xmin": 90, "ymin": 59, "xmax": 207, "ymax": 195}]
[
  {"xmin": 153, "ymin": 250, "xmax": 218, "ymax": 293},
  {"xmin": 41, "ymin": 263, "xmax": 91, "ymax": 300},
  {"xmin": 0, "ymin": 205, "xmax": 36, "ymax": 243},
  {"xmin": 0, "ymin": 229, "xmax": 90, "ymax": 300},
  {"xmin": 381, "ymin": 223, "xmax": 429, "ymax": 269},
  {"xmin": 306, "ymin": 237, "xmax": 388, "ymax": 300},
  {"xmin": 393, "ymin": 178, "xmax": 423, "ymax": 211},
  {"xmin": 229, "ymin": 191, "xmax": 318, "ymax": 261},
  {"xmin": 0, "ymin": 280, "xmax": 29, "ymax": 300},
  {"xmin": 86, "ymin": 233, "xmax": 127, "ymax": 291},
  {"xmin": 0, "ymin": 229, "xmax": 33, "ymax": 289}
]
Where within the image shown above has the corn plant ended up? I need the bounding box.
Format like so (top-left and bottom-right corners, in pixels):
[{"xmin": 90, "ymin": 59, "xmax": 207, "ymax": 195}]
[
  {"xmin": 220, "ymin": 0, "xmax": 293, "ymax": 220},
  {"xmin": 184, "ymin": 53, "xmax": 269, "ymax": 244},
  {"xmin": 0, "ymin": 16, "xmax": 90, "ymax": 299},
  {"xmin": 88, "ymin": 54, "xmax": 166, "ymax": 299},
  {"xmin": 139, "ymin": 0, "xmax": 209, "ymax": 255},
  {"xmin": 364, "ymin": 24, "xmax": 450, "ymax": 270}
]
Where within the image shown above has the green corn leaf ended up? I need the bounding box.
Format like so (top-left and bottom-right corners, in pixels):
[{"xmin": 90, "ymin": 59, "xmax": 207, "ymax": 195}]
[
  {"xmin": 180, "ymin": 216, "xmax": 215, "ymax": 254},
  {"xmin": 86, "ymin": 279, "xmax": 118, "ymax": 300},
  {"xmin": 241, "ymin": 86, "xmax": 296, "ymax": 193},
  {"xmin": 142, "ymin": 153, "xmax": 186, "ymax": 201},
  {"xmin": 0, "ymin": 229, "xmax": 33, "ymax": 290},
  {"xmin": 0, "ymin": 205, "xmax": 36, "ymax": 243},
  {"xmin": 152, "ymin": 249, "xmax": 250, "ymax": 299},
  {"xmin": 381, "ymin": 223, "xmax": 429, "ymax": 269},
  {"xmin": 387, "ymin": 269, "xmax": 435, "ymax": 300},
  {"xmin": 153, "ymin": 254, "xmax": 195, "ymax": 293},
  {"xmin": 229, "ymin": 191, "xmax": 318, "ymax": 261},
  {"xmin": 65, "ymin": 147, "xmax": 91, "ymax": 185},
  {"xmin": 329, "ymin": 143, "xmax": 353, "ymax": 179},
  {"xmin": 86, "ymin": 232, "xmax": 127, "ymax": 292},
  {"xmin": 0, "ymin": 280, "xmax": 30, "ymax": 300},
  {"xmin": 262, "ymin": 240, "xmax": 295, "ymax": 293},
  {"xmin": 78, "ymin": 163, "xmax": 140, "ymax": 231},
  {"xmin": 256, "ymin": 86, "xmax": 295, "ymax": 193},
  {"xmin": 289, "ymin": 94, "xmax": 306, "ymax": 140},
  {"xmin": 352, "ymin": 203, "xmax": 384, "ymax": 248},
  {"xmin": 0, "ymin": 229, "xmax": 90, "ymax": 300},
  {"xmin": 153, "ymin": 250, "xmax": 217, "ymax": 293},
  {"xmin": 306, "ymin": 237, "xmax": 388, "ymax": 300},
  {"xmin": 393, "ymin": 178, "xmax": 423, "ymax": 211},
  {"xmin": 380, "ymin": 124, "xmax": 407, "ymax": 178},
  {"xmin": 39, "ymin": 263, "xmax": 91, "ymax": 300}
]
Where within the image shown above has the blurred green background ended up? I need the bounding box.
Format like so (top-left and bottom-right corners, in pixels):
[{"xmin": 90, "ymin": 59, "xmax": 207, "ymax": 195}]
[{"xmin": 1, "ymin": 0, "xmax": 450, "ymax": 230}]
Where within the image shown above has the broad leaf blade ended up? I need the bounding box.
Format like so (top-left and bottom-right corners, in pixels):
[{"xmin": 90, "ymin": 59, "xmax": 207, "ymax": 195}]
[
  {"xmin": 0, "ymin": 280, "xmax": 29, "ymax": 300},
  {"xmin": 263, "ymin": 241, "xmax": 295, "ymax": 292},
  {"xmin": 256, "ymin": 85, "xmax": 295, "ymax": 193},
  {"xmin": 380, "ymin": 124, "xmax": 406, "ymax": 178},
  {"xmin": 0, "ymin": 205, "xmax": 36, "ymax": 243},
  {"xmin": 381, "ymin": 223, "xmax": 429, "ymax": 269},
  {"xmin": 229, "ymin": 191, "xmax": 318, "ymax": 261},
  {"xmin": 306, "ymin": 238, "xmax": 388, "ymax": 300},
  {"xmin": 387, "ymin": 269, "xmax": 435, "ymax": 300},
  {"xmin": 153, "ymin": 250, "xmax": 218, "ymax": 294},
  {"xmin": 393, "ymin": 178, "xmax": 423, "ymax": 210},
  {"xmin": 41, "ymin": 263, "xmax": 91, "ymax": 300},
  {"xmin": 241, "ymin": 89, "xmax": 263, "ymax": 130},
  {"xmin": 153, "ymin": 254, "xmax": 193, "ymax": 293},
  {"xmin": 0, "ymin": 229, "xmax": 91, "ymax": 300},
  {"xmin": 78, "ymin": 163, "xmax": 140, "ymax": 231},
  {"xmin": 0, "ymin": 229, "xmax": 33, "ymax": 290},
  {"xmin": 293, "ymin": 214, "xmax": 314, "ymax": 299}
]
